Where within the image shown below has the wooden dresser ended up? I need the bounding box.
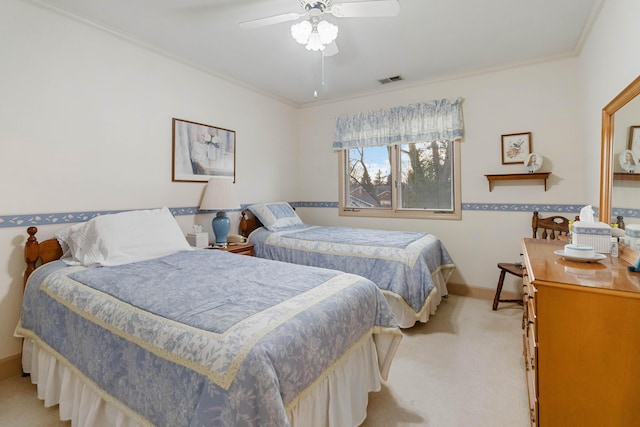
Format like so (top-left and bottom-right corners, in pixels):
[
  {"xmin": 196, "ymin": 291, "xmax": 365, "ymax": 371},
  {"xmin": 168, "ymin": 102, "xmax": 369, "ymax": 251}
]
[{"xmin": 521, "ymin": 238, "xmax": 640, "ymax": 427}]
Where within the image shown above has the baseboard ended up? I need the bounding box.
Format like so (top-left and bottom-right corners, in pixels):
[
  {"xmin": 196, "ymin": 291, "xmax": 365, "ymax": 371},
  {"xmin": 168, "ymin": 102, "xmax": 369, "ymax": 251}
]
[
  {"xmin": 447, "ymin": 282, "xmax": 521, "ymax": 301},
  {"xmin": 0, "ymin": 354, "xmax": 22, "ymax": 380}
]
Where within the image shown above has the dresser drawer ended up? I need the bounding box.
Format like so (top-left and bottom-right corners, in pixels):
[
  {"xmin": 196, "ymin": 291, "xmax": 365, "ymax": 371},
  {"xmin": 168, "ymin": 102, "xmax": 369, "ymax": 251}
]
[
  {"xmin": 525, "ymin": 362, "xmax": 538, "ymax": 426},
  {"xmin": 526, "ymin": 323, "xmax": 537, "ymax": 369},
  {"xmin": 524, "ymin": 322, "xmax": 538, "ymax": 426},
  {"xmin": 527, "ymin": 297, "xmax": 536, "ymax": 334},
  {"xmin": 522, "ymin": 273, "xmax": 537, "ymax": 331},
  {"xmin": 522, "ymin": 272, "xmax": 536, "ymax": 298}
]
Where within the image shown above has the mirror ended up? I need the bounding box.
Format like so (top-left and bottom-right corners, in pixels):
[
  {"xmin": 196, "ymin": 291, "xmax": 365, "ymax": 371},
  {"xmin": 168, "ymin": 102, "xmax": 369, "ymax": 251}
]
[{"xmin": 599, "ymin": 75, "xmax": 640, "ymax": 225}]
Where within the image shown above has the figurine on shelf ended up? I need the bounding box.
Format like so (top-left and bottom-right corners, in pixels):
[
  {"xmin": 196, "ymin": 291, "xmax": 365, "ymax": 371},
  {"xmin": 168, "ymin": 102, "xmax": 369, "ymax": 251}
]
[
  {"xmin": 525, "ymin": 152, "xmax": 542, "ymax": 173},
  {"xmin": 619, "ymin": 149, "xmax": 637, "ymax": 173}
]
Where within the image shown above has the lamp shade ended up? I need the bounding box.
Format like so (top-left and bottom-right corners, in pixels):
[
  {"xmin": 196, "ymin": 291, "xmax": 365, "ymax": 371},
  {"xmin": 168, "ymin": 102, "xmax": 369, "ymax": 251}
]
[
  {"xmin": 200, "ymin": 178, "xmax": 240, "ymax": 211},
  {"xmin": 199, "ymin": 178, "xmax": 240, "ymax": 246}
]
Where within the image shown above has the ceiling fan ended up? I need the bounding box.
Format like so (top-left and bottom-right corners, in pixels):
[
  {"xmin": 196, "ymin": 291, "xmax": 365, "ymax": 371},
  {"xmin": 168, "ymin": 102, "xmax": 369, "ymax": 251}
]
[{"xmin": 239, "ymin": 0, "xmax": 400, "ymax": 55}]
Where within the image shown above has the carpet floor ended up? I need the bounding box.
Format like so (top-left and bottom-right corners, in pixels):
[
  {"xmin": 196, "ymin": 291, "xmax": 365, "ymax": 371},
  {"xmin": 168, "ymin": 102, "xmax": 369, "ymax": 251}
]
[
  {"xmin": 361, "ymin": 295, "xmax": 529, "ymax": 426},
  {"xmin": 0, "ymin": 295, "xmax": 528, "ymax": 426}
]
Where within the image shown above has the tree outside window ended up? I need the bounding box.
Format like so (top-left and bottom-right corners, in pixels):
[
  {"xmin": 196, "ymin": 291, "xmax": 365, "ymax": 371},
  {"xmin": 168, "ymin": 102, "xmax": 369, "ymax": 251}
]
[{"xmin": 340, "ymin": 141, "xmax": 460, "ymax": 220}]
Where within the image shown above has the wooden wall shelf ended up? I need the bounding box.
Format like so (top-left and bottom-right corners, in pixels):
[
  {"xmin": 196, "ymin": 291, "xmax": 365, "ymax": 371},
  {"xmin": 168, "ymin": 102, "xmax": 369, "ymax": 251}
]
[
  {"xmin": 484, "ymin": 172, "xmax": 551, "ymax": 191},
  {"xmin": 613, "ymin": 172, "xmax": 640, "ymax": 181}
]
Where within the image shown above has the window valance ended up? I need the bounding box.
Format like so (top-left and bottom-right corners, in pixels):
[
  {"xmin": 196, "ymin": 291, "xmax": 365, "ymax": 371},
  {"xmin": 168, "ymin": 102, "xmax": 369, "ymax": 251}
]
[{"xmin": 332, "ymin": 98, "xmax": 464, "ymax": 150}]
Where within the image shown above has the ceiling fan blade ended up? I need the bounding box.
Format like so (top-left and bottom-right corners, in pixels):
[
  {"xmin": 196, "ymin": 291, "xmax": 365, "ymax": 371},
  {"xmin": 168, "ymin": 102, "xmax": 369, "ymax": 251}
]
[
  {"xmin": 323, "ymin": 41, "xmax": 339, "ymax": 57},
  {"xmin": 329, "ymin": 0, "xmax": 400, "ymax": 18},
  {"xmin": 239, "ymin": 12, "xmax": 304, "ymax": 30}
]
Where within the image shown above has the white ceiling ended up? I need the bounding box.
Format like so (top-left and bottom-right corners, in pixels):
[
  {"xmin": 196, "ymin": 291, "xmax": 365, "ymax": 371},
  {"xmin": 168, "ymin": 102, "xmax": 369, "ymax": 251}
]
[{"xmin": 31, "ymin": 0, "xmax": 604, "ymax": 106}]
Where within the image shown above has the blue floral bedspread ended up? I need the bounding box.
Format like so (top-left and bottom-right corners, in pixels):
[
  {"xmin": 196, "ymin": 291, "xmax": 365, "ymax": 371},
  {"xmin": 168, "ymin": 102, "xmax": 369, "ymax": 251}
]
[
  {"xmin": 249, "ymin": 225, "xmax": 456, "ymax": 313},
  {"xmin": 17, "ymin": 250, "xmax": 401, "ymax": 427}
]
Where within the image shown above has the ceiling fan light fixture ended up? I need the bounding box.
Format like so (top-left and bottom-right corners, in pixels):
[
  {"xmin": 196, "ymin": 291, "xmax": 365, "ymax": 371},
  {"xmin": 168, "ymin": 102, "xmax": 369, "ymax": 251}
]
[
  {"xmin": 291, "ymin": 20, "xmax": 312, "ymax": 44},
  {"xmin": 317, "ymin": 20, "xmax": 338, "ymax": 44},
  {"xmin": 291, "ymin": 18, "xmax": 337, "ymax": 51},
  {"xmin": 305, "ymin": 31, "xmax": 325, "ymax": 51}
]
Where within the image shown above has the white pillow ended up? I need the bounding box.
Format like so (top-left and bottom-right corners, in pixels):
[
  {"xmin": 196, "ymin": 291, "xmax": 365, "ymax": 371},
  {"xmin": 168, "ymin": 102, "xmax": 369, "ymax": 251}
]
[
  {"xmin": 248, "ymin": 202, "xmax": 303, "ymax": 232},
  {"xmin": 55, "ymin": 207, "xmax": 192, "ymax": 266},
  {"xmin": 56, "ymin": 221, "xmax": 86, "ymax": 264}
]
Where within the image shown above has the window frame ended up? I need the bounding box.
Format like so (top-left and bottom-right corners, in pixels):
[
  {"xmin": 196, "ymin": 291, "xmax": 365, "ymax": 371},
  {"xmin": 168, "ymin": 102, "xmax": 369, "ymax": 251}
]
[{"xmin": 338, "ymin": 140, "xmax": 461, "ymax": 220}]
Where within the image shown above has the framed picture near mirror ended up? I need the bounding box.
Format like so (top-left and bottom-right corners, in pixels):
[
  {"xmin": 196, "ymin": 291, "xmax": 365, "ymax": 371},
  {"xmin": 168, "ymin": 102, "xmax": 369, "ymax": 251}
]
[{"xmin": 629, "ymin": 125, "xmax": 640, "ymax": 160}]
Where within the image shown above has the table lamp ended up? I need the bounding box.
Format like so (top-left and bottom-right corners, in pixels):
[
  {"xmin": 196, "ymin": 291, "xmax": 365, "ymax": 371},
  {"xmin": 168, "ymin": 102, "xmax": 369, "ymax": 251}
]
[{"xmin": 199, "ymin": 178, "xmax": 240, "ymax": 247}]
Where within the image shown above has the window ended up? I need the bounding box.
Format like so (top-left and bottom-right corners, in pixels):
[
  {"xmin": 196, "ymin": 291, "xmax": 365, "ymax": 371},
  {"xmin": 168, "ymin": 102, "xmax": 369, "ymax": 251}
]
[
  {"xmin": 334, "ymin": 98, "xmax": 464, "ymax": 220},
  {"xmin": 339, "ymin": 140, "xmax": 461, "ymax": 220}
]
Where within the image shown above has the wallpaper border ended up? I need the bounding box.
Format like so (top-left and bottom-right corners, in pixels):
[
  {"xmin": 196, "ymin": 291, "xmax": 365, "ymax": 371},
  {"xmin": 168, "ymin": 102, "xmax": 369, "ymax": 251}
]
[
  {"xmin": 2, "ymin": 203, "xmax": 637, "ymax": 229},
  {"xmin": 0, "ymin": 207, "xmax": 198, "ymax": 229},
  {"xmin": 290, "ymin": 202, "xmax": 589, "ymax": 213}
]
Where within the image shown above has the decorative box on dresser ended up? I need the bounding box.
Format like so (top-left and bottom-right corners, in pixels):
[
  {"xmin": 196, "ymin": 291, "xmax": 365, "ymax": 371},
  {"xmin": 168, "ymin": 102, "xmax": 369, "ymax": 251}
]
[{"xmin": 521, "ymin": 238, "xmax": 640, "ymax": 427}]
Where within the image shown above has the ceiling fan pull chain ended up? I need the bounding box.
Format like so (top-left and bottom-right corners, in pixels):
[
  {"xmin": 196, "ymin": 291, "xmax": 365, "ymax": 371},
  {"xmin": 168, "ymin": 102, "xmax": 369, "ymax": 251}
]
[
  {"xmin": 321, "ymin": 52, "xmax": 326, "ymax": 86},
  {"xmin": 313, "ymin": 52, "xmax": 325, "ymax": 100}
]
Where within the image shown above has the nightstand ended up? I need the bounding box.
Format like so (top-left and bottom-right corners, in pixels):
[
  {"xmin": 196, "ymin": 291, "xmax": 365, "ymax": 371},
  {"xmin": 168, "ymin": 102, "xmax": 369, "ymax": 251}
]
[{"xmin": 207, "ymin": 242, "xmax": 254, "ymax": 257}]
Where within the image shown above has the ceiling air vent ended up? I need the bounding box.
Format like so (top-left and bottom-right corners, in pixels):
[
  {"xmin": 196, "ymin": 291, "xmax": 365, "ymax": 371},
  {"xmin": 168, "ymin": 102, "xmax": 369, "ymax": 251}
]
[{"xmin": 378, "ymin": 75, "xmax": 403, "ymax": 84}]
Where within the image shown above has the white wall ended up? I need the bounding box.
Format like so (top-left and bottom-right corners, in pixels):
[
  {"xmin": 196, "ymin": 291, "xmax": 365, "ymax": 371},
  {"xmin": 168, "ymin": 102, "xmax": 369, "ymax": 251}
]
[
  {"xmin": 0, "ymin": 0, "xmax": 298, "ymax": 360},
  {"xmin": 297, "ymin": 58, "xmax": 583, "ymax": 292}
]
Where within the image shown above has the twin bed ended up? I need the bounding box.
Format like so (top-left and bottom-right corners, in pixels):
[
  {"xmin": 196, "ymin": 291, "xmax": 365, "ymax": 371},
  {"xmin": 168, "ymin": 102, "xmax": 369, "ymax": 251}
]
[
  {"xmin": 241, "ymin": 203, "xmax": 456, "ymax": 328},
  {"xmin": 17, "ymin": 207, "xmax": 402, "ymax": 427}
]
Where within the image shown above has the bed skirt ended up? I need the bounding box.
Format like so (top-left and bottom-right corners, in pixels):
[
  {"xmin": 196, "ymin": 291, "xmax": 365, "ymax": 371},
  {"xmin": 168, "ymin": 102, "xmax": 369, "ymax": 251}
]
[
  {"xmin": 22, "ymin": 334, "xmax": 384, "ymax": 427},
  {"xmin": 385, "ymin": 264, "xmax": 454, "ymax": 328}
]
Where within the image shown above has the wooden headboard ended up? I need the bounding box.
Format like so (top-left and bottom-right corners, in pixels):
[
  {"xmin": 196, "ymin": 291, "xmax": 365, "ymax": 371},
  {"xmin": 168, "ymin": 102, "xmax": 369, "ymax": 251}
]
[
  {"xmin": 24, "ymin": 226, "xmax": 63, "ymax": 287},
  {"xmin": 239, "ymin": 210, "xmax": 263, "ymax": 238}
]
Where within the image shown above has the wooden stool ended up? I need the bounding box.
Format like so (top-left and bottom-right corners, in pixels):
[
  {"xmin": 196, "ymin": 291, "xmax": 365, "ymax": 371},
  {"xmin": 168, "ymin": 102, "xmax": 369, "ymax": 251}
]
[{"xmin": 492, "ymin": 262, "xmax": 525, "ymax": 310}]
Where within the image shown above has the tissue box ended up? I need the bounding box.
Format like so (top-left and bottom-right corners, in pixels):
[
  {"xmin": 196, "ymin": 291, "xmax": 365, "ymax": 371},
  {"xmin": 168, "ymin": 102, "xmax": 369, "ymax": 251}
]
[
  {"xmin": 572, "ymin": 221, "xmax": 612, "ymax": 253},
  {"xmin": 625, "ymin": 224, "xmax": 640, "ymax": 250},
  {"xmin": 186, "ymin": 232, "xmax": 209, "ymax": 248}
]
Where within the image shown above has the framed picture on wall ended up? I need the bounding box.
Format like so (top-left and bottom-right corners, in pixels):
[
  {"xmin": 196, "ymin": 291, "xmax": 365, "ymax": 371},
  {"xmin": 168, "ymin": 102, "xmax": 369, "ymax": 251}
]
[
  {"xmin": 172, "ymin": 118, "xmax": 236, "ymax": 182},
  {"xmin": 628, "ymin": 126, "xmax": 640, "ymax": 162},
  {"xmin": 501, "ymin": 132, "xmax": 532, "ymax": 164}
]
